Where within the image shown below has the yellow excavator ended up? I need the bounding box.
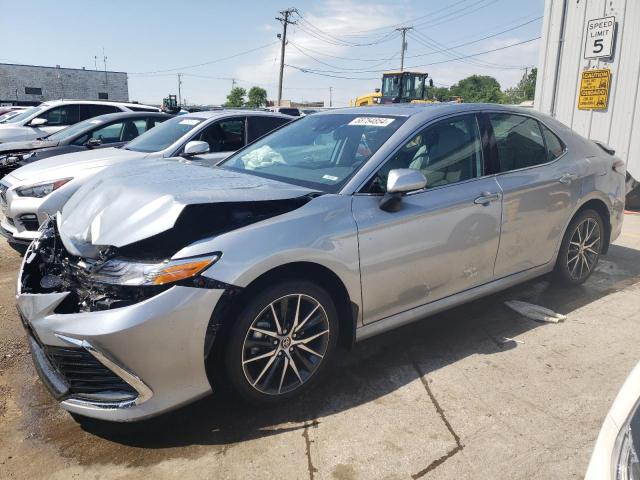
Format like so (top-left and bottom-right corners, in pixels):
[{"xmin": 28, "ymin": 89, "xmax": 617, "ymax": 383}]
[
  {"xmin": 352, "ymin": 71, "xmax": 434, "ymax": 106},
  {"xmin": 352, "ymin": 71, "xmax": 462, "ymax": 106}
]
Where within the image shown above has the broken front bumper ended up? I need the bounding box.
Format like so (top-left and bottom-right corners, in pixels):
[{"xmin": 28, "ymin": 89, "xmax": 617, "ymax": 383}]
[{"xmin": 17, "ymin": 275, "xmax": 224, "ymax": 422}]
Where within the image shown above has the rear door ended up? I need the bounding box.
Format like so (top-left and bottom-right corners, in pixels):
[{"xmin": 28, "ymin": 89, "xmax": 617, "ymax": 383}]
[
  {"xmin": 488, "ymin": 112, "xmax": 584, "ymax": 277},
  {"xmin": 247, "ymin": 115, "xmax": 292, "ymax": 143},
  {"xmin": 353, "ymin": 113, "xmax": 503, "ymax": 324}
]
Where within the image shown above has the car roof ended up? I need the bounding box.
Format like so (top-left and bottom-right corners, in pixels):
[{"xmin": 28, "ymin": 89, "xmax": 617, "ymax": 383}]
[
  {"xmin": 80, "ymin": 111, "xmax": 172, "ymax": 123},
  {"xmin": 39, "ymin": 99, "xmax": 157, "ymax": 109},
  {"xmin": 179, "ymin": 110, "xmax": 293, "ymax": 120},
  {"xmin": 315, "ymin": 103, "xmax": 534, "ymax": 120}
]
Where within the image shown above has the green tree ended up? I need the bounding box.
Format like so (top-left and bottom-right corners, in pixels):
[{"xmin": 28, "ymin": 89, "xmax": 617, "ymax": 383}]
[
  {"xmin": 449, "ymin": 75, "xmax": 504, "ymax": 103},
  {"xmin": 503, "ymin": 68, "xmax": 537, "ymax": 104},
  {"xmin": 430, "ymin": 86, "xmax": 452, "ymax": 102},
  {"xmin": 225, "ymin": 87, "xmax": 246, "ymax": 107},
  {"xmin": 245, "ymin": 86, "xmax": 268, "ymax": 107}
]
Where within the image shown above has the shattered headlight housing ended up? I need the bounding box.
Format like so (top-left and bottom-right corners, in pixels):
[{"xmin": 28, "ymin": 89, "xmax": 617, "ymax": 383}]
[
  {"xmin": 16, "ymin": 178, "xmax": 72, "ymax": 198},
  {"xmin": 88, "ymin": 255, "xmax": 220, "ymax": 286},
  {"xmin": 615, "ymin": 401, "xmax": 640, "ymax": 480}
]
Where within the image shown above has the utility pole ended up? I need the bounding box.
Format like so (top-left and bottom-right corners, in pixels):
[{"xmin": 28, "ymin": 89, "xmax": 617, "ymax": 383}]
[
  {"xmin": 102, "ymin": 47, "xmax": 108, "ymax": 88},
  {"xmin": 177, "ymin": 73, "xmax": 183, "ymax": 107},
  {"xmin": 396, "ymin": 27, "xmax": 413, "ymax": 72},
  {"xmin": 276, "ymin": 8, "xmax": 297, "ymax": 106},
  {"xmin": 231, "ymin": 78, "xmax": 237, "ymax": 89},
  {"xmin": 329, "ymin": 86, "xmax": 333, "ymax": 107}
]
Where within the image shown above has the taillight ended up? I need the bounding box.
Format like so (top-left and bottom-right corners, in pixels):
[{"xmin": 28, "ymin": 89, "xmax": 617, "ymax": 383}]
[{"xmin": 613, "ymin": 159, "xmax": 626, "ymax": 174}]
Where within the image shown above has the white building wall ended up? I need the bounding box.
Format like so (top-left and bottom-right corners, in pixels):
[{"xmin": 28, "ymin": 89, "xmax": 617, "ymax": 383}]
[{"xmin": 535, "ymin": 0, "xmax": 640, "ymax": 178}]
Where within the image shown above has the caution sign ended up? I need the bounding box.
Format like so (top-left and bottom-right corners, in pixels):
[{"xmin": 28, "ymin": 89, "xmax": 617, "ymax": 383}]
[{"xmin": 578, "ymin": 69, "xmax": 611, "ymax": 110}]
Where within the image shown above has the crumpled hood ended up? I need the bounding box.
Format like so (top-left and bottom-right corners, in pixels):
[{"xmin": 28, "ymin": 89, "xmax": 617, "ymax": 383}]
[
  {"xmin": 0, "ymin": 126, "xmax": 38, "ymax": 143},
  {"xmin": 58, "ymin": 159, "xmax": 315, "ymax": 257},
  {"xmin": 0, "ymin": 138, "xmax": 58, "ymax": 154},
  {"xmin": 9, "ymin": 147, "xmax": 144, "ymax": 181}
]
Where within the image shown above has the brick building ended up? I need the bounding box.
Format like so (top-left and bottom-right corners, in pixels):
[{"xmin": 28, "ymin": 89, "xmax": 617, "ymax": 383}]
[{"xmin": 0, "ymin": 63, "xmax": 129, "ymax": 106}]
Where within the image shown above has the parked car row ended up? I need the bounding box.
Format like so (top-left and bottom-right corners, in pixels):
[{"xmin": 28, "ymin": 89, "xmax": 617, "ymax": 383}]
[
  {"xmin": 5, "ymin": 103, "xmax": 626, "ymax": 424},
  {"xmin": 0, "ymin": 110, "xmax": 292, "ymax": 246}
]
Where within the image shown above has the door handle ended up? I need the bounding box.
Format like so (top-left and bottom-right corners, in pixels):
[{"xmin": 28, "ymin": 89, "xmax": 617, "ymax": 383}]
[
  {"xmin": 558, "ymin": 173, "xmax": 577, "ymax": 184},
  {"xmin": 474, "ymin": 191, "xmax": 501, "ymax": 205}
]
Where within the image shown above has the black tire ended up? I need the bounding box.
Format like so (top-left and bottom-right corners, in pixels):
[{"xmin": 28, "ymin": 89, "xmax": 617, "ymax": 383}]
[
  {"xmin": 554, "ymin": 209, "xmax": 604, "ymax": 285},
  {"xmin": 224, "ymin": 280, "xmax": 339, "ymax": 404}
]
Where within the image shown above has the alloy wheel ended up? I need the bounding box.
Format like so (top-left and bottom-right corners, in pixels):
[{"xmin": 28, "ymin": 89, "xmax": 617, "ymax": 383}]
[
  {"xmin": 567, "ymin": 217, "xmax": 601, "ymax": 281},
  {"xmin": 241, "ymin": 294, "xmax": 330, "ymax": 395}
]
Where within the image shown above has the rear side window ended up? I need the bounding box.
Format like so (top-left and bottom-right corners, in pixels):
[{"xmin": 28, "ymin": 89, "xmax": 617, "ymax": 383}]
[
  {"xmin": 80, "ymin": 104, "xmax": 121, "ymax": 120},
  {"xmin": 247, "ymin": 116, "xmax": 291, "ymax": 142},
  {"xmin": 541, "ymin": 124, "xmax": 565, "ymax": 161},
  {"xmin": 488, "ymin": 114, "xmax": 547, "ymax": 172}
]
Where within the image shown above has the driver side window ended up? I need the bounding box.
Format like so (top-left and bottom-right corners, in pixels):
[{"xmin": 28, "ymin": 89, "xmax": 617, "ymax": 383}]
[
  {"xmin": 366, "ymin": 114, "xmax": 483, "ymax": 193},
  {"xmin": 196, "ymin": 118, "xmax": 246, "ymax": 152}
]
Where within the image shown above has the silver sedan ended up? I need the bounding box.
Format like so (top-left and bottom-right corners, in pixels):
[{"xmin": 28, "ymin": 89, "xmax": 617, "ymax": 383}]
[{"xmin": 16, "ymin": 104, "xmax": 625, "ymax": 422}]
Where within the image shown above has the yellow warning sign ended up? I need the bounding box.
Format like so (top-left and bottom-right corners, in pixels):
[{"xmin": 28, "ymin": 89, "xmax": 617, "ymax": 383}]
[{"xmin": 578, "ymin": 69, "xmax": 611, "ymax": 110}]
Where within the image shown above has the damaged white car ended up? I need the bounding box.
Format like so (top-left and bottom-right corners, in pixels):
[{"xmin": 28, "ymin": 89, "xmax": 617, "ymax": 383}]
[{"xmin": 16, "ymin": 104, "xmax": 625, "ymax": 422}]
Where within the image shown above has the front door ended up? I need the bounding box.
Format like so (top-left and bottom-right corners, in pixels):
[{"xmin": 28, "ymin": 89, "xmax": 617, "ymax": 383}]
[{"xmin": 353, "ymin": 114, "xmax": 503, "ymax": 324}]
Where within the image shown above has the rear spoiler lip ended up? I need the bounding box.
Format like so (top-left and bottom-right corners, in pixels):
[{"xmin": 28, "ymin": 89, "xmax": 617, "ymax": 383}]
[{"xmin": 594, "ymin": 140, "xmax": 615, "ymax": 155}]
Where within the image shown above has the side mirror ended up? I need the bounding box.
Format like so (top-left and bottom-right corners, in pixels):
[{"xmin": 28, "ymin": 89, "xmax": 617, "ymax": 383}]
[
  {"xmin": 86, "ymin": 137, "xmax": 102, "ymax": 148},
  {"xmin": 29, "ymin": 118, "xmax": 48, "ymax": 127},
  {"xmin": 182, "ymin": 140, "xmax": 210, "ymax": 157},
  {"xmin": 379, "ymin": 169, "xmax": 427, "ymax": 212}
]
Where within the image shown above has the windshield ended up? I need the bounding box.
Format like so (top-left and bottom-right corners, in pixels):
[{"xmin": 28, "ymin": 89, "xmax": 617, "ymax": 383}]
[
  {"xmin": 4, "ymin": 106, "xmax": 41, "ymax": 124},
  {"xmin": 381, "ymin": 75, "xmax": 400, "ymax": 98},
  {"xmin": 221, "ymin": 113, "xmax": 406, "ymax": 192},
  {"xmin": 47, "ymin": 117, "xmax": 105, "ymax": 141},
  {"xmin": 124, "ymin": 116, "xmax": 204, "ymax": 153}
]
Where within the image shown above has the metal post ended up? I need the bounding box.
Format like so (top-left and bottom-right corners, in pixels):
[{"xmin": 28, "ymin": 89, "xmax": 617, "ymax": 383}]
[
  {"xmin": 177, "ymin": 73, "xmax": 182, "ymax": 107},
  {"xmin": 329, "ymin": 86, "xmax": 333, "ymax": 107},
  {"xmin": 277, "ymin": 8, "xmax": 297, "ymax": 106}
]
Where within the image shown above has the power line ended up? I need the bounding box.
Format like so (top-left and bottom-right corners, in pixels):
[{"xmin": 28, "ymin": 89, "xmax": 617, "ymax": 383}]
[
  {"xmin": 288, "ymin": 41, "xmax": 396, "ymax": 71},
  {"xmin": 130, "ymin": 42, "xmax": 278, "ymax": 75},
  {"xmin": 286, "ymin": 36, "xmax": 540, "ymax": 77},
  {"xmin": 406, "ymin": 16, "xmax": 542, "ymax": 59}
]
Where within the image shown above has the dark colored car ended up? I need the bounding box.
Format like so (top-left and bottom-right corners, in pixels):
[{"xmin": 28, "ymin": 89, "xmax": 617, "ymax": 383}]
[{"xmin": 0, "ymin": 112, "xmax": 172, "ymax": 177}]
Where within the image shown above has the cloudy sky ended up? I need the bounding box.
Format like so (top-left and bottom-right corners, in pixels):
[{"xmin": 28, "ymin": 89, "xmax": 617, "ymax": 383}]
[{"xmin": 2, "ymin": 0, "xmax": 544, "ymax": 106}]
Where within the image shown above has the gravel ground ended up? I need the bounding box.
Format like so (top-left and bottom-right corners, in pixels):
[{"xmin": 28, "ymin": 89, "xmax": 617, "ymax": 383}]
[{"xmin": 1, "ymin": 214, "xmax": 640, "ymax": 479}]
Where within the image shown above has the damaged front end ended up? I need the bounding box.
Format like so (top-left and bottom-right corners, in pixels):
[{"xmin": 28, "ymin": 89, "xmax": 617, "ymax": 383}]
[{"xmin": 20, "ymin": 218, "xmax": 221, "ymax": 314}]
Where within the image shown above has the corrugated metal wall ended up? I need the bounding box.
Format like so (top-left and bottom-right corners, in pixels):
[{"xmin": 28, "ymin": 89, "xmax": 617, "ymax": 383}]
[{"xmin": 535, "ymin": 0, "xmax": 640, "ymax": 178}]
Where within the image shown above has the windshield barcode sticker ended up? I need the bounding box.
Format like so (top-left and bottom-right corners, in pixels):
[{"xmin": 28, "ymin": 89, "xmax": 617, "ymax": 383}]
[
  {"xmin": 179, "ymin": 119, "xmax": 200, "ymax": 125},
  {"xmin": 348, "ymin": 117, "xmax": 394, "ymax": 127}
]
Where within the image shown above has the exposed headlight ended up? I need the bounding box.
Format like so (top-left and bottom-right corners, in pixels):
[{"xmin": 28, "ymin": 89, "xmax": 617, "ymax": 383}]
[
  {"xmin": 615, "ymin": 400, "xmax": 640, "ymax": 480},
  {"xmin": 88, "ymin": 254, "xmax": 220, "ymax": 286},
  {"xmin": 16, "ymin": 178, "xmax": 72, "ymax": 198}
]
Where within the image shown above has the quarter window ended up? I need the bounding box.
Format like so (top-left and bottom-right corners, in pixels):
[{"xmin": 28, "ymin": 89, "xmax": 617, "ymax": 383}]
[
  {"xmin": 488, "ymin": 114, "xmax": 547, "ymax": 172},
  {"xmin": 541, "ymin": 124, "xmax": 565, "ymax": 161},
  {"xmin": 197, "ymin": 118, "xmax": 245, "ymax": 152},
  {"xmin": 367, "ymin": 114, "xmax": 483, "ymax": 192}
]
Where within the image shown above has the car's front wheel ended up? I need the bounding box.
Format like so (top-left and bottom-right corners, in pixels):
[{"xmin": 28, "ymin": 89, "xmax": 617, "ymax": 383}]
[
  {"xmin": 224, "ymin": 280, "xmax": 338, "ymax": 404},
  {"xmin": 554, "ymin": 209, "xmax": 604, "ymax": 285}
]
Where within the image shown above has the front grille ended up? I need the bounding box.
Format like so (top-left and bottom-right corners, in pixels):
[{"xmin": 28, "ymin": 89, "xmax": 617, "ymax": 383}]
[
  {"xmin": 44, "ymin": 345, "xmax": 137, "ymax": 397},
  {"xmin": 18, "ymin": 213, "xmax": 39, "ymax": 231}
]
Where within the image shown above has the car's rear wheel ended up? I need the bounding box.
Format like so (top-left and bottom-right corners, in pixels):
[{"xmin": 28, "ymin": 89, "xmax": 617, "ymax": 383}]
[
  {"xmin": 224, "ymin": 280, "xmax": 338, "ymax": 404},
  {"xmin": 554, "ymin": 209, "xmax": 604, "ymax": 285}
]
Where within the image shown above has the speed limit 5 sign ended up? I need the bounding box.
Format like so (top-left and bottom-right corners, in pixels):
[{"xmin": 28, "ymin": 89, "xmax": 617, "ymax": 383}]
[{"xmin": 585, "ymin": 16, "xmax": 616, "ymax": 59}]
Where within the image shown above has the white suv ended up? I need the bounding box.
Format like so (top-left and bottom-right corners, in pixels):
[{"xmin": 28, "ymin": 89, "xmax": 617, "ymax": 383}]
[{"xmin": 0, "ymin": 100, "xmax": 158, "ymax": 143}]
